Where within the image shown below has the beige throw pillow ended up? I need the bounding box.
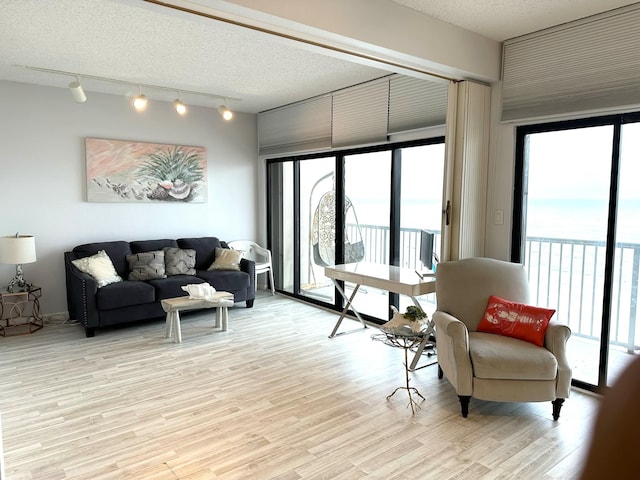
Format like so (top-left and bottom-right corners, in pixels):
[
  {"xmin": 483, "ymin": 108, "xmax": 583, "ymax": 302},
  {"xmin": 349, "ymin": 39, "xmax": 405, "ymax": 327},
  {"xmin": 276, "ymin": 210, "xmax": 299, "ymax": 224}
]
[
  {"xmin": 207, "ymin": 247, "xmax": 242, "ymax": 271},
  {"xmin": 72, "ymin": 250, "xmax": 122, "ymax": 287}
]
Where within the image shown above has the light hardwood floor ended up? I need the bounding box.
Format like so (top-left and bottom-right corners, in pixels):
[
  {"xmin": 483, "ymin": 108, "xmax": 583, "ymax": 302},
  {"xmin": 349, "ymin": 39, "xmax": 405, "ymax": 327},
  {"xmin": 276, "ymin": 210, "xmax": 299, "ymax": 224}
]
[{"xmin": 0, "ymin": 292, "xmax": 600, "ymax": 479}]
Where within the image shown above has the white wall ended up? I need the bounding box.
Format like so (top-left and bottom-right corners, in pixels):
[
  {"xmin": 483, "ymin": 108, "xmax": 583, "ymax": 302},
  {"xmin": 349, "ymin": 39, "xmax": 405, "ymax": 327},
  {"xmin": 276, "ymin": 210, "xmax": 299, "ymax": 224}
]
[{"xmin": 0, "ymin": 80, "xmax": 258, "ymax": 315}]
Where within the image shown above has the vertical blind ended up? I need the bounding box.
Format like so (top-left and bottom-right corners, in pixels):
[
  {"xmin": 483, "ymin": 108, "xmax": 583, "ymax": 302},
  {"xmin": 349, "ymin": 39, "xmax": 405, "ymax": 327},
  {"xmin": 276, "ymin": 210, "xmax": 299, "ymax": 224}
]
[
  {"xmin": 502, "ymin": 3, "xmax": 640, "ymax": 122},
  {"xmin": 258, "ymin": 74, "xmax": 448, "ymax": 156}
]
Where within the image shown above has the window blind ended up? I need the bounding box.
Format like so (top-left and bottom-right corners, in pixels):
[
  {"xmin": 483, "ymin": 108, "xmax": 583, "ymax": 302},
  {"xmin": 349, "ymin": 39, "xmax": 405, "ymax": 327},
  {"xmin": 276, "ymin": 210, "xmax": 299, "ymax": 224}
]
[
  {"xmin": 388, "ymin": 76, "xmax": 448, "ymax": 133},
  {"xmin": 502, "ymin": 4, "xmax": 640, "ymax": 122},
  {"xmin": 331, "ymin": 79, "xmax": 389, "ymax": 148},
  {"xmin": 258, "ymin": 96, "xmax": 332, "ymax": 156}
]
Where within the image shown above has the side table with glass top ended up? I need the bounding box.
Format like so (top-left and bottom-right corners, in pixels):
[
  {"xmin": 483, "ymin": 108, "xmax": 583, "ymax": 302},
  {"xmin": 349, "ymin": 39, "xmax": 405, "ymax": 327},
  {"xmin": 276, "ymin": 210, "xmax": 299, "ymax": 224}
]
[
  {"xmin": 0, "ymin": 286, "xmax": 43, "ymax": 336},
  {"xmin": 377, "ymin": 328, "xmax": 435, "ymax": 414}
]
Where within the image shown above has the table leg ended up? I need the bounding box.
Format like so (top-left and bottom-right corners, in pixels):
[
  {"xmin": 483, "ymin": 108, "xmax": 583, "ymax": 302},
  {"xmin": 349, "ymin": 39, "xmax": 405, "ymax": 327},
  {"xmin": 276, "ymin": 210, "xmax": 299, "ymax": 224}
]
[
  {"xmin": 221, "ymin": 306, "xmax": 228, "ymax": 331},
  {"xmin": 408, "ymin": 296, "xmax": 436, "ymax": 371},
  {"xmin": 164, "ymin": 311, "xmax": 173, "ymax": 339},
  {"xmin": 173, "ymin": 311, "xmax": 182, "ymax": 343},
  {"xmin": 329, "ymin": 281, "xmax": 367, "ymax": 338},
  {"xmin": 214, "ymin": 307, "xmax": 221, "ymax": 329}
]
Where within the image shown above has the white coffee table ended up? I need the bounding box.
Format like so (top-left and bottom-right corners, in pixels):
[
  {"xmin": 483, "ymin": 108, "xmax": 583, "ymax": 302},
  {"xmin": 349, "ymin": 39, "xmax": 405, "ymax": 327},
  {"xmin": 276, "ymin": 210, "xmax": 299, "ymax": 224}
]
[{"xmin": 161, "ymin": 291, "xmax": 234, "ymax": 343}]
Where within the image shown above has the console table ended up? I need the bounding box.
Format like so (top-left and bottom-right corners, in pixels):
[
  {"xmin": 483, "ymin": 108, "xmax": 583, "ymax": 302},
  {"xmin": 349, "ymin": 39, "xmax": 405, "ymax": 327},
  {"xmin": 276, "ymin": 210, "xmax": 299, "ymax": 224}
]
[
  {"xmin": 324, "ymin": 262, "xmax": 436, "ymax": 370},
  {"xmin": 0, "ymin": 287, "xmax": 43, "ymax": 336}
]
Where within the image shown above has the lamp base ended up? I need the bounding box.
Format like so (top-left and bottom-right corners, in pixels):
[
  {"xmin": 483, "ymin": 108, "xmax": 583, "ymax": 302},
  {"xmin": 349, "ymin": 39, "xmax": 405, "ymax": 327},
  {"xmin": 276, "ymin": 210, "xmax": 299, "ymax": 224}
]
[{"xmin": 7, "ymin": 264, "xmax": 32, "ymax": 293}]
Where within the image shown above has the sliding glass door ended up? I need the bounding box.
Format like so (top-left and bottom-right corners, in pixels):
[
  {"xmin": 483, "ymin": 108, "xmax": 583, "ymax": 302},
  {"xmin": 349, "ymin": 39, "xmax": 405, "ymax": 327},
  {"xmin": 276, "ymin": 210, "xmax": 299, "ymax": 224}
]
[
  {"xmin": 514, "ymin": 114, "xmax": 640, "ymax": 390},
  {"xmin": 267, "ymin": 138, "xmax": 445, "ymax": 323}
]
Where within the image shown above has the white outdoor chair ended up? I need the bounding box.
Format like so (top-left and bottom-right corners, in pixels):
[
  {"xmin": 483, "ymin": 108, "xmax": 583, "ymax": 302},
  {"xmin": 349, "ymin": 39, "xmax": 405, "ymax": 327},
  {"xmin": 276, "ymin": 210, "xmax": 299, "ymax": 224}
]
[{"xmin": 228, "ymin": 240, "xmax": 275, "ymax": 295}]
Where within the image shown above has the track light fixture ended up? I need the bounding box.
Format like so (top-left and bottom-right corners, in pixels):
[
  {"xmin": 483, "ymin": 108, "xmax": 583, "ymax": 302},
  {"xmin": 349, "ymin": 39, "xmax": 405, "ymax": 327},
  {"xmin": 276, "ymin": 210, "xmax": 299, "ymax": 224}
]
[
  {"xmin": 132, "ymin": 86, "xmax": 148, "ymax": 112},
  {"xmin": 218, "ymin": 105, "xmax": 233, "ymax": 121},
  {"xmin": 68, "ymin": 76, "xmax": 87, "ymax": 103},
  {"xmin": 174, "ymin": 95, "xmax": 187, "ymax": 115},
  {"xmin": 19, "ymin": 66, "xmax": 241, "ymax": 114}
]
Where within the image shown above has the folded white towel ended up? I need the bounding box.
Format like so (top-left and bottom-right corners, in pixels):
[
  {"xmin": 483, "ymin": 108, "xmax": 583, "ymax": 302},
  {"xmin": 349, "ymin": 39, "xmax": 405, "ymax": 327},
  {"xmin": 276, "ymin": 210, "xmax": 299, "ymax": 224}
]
[{"xmin": 181, "ymin": 283, "xmax": 217, "ymax": 300}]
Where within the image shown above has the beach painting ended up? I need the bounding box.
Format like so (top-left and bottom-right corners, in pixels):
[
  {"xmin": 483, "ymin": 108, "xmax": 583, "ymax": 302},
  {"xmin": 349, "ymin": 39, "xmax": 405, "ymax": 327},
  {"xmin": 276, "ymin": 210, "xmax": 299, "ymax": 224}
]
[{"xmin": 85, "ymin": 138, "xmax": 207, "ymax": 203}]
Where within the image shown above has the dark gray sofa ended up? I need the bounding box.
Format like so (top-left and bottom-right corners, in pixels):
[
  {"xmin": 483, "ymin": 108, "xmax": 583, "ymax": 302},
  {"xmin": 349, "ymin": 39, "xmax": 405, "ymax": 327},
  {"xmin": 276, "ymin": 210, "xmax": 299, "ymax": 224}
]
[{"xmin": 64, "ymin": 237, "xmax": 255, "ymax": 337}]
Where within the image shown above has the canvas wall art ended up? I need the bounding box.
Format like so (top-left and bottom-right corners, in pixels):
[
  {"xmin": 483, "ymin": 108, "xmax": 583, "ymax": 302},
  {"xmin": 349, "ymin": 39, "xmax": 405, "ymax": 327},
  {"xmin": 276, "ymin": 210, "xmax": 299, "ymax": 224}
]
[{"xmin": 85, "ymin": 138, "xmax": 207, "ymax": 203}]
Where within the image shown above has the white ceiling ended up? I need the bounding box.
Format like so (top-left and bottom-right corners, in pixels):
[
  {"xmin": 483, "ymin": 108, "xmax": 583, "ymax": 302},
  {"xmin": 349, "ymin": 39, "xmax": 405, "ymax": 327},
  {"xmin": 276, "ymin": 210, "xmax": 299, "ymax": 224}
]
[{"xmin": 1, "ymin": 0, "xmax": 637, "ymax": 114}]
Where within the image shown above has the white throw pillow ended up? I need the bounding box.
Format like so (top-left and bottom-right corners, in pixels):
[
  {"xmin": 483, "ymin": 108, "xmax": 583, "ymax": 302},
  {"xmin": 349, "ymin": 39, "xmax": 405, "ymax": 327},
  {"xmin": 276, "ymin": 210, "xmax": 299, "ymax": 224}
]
[
  {"xmin": 207, "ymin": 247, "xmax": 243, "ymax": 271},
  {"xmin": 72, "ymin": 250, "xmax": 122, "ymax": 287}
]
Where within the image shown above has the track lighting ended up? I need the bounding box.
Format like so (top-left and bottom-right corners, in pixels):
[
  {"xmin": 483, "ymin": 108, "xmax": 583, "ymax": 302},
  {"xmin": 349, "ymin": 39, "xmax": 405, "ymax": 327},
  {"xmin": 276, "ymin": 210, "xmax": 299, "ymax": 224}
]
[
  {"xmin": 174, "ymin": 97, "xmax": 187, "ymax": 115},
  {"xmin": 68, "ymin": 76, "xmax": 87, "ymax": 103},
  {"xmin": 218, "ymin": 105, "xmax": 233, "ymax": 121},
  {"xmin": 20, "ymin": 66, "xmax": 242, "ymax": 114},
  {"xmin": 132, "ymin": 86, "xmax": 148, "ymax": 112}
]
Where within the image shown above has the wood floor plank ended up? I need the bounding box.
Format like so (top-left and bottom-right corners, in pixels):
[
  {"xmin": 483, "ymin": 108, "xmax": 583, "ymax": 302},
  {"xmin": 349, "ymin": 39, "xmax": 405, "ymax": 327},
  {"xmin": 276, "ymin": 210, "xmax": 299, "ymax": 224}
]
[{"xmin": 0, "ymin": 292, "xmax": 601, "ymax": 479}]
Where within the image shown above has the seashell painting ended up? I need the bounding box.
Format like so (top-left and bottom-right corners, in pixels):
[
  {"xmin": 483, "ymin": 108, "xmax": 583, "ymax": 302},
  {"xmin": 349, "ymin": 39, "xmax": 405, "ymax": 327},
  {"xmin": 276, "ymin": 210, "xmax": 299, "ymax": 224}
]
[{"xmin": 85, "ymin": 138, "xmax": 207, "ymax": 203}]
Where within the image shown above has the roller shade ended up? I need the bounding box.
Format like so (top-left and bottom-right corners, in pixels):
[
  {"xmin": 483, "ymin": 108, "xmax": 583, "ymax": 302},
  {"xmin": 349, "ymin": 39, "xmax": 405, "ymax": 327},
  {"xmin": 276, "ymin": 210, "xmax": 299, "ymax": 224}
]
[
  {"xmin": 502, "ymin": 4, "xmax": 640, "ymax": 122},
  {"xmin": 331, "ymin": 79, "xmax": 389, "ymax": 148},
  {"xmin": 389, "ymin": 76, "xmax": 448, "ymax": 133},
  {"xmin": 258, "ymin": 96, "xmax": 332, "ymax": 156}
]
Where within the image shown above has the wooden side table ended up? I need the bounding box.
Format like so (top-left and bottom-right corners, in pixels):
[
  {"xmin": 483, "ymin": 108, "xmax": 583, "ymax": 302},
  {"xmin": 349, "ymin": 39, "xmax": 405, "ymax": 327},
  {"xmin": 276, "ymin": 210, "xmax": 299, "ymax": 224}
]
[{"xmin": 0, "ymin": 287, "xmax": 43, "ymax": 336}]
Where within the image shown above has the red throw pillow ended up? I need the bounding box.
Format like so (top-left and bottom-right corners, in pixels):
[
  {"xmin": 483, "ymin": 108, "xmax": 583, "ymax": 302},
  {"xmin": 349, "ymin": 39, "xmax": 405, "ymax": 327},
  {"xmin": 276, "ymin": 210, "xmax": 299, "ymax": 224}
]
[{"xmin": 477, "ymin": 295, "xmax": 556, "ymax": 347}]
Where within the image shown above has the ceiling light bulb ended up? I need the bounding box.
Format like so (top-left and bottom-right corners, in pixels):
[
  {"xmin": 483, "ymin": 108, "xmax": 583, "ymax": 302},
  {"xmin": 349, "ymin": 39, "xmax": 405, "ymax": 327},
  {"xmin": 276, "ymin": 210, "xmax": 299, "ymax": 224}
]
[
  {"xmin": 68, "ymin": 79, "xmax": 87, "ymax": 103},
  {"xmin": 133, "ymin": 93, "xmax": 148, "ymax": 112},
  {"xmin": 174, "ymin": 99, "xmax": 187, "ymax": 115},
  {"xmin": 218, "ymin": 105, "xmax": 233, "ymax": 121}
]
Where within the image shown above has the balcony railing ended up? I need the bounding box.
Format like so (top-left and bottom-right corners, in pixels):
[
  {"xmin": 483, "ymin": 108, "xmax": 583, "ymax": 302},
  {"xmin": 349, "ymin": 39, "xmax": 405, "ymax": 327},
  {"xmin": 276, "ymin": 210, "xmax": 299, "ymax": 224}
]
[{"xmin": 350, "ymin": 223, "xmax": 640, "ymax": 353}]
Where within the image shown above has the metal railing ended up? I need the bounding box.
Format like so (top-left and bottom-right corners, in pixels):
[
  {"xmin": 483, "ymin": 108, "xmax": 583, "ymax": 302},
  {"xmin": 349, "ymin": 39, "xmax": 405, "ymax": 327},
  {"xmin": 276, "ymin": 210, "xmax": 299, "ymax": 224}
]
[{"xmin": 351, "ymin": 223, "xmax": 639, "ymax": 353}]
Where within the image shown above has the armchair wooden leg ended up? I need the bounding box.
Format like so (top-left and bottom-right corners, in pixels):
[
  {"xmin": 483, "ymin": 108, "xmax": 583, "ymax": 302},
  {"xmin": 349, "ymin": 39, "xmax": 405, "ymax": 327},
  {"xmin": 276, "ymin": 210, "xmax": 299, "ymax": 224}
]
[
  {"xmin": 458, "ymin": 395, "xmax": 471, "ymax": 418},
  {"xmin": 437, "ymin": 365, "xmax": 444, "ymax": 379},
  {"xmin": 552, "ymin": 398, "xmax": 565, "ymax": 421}
]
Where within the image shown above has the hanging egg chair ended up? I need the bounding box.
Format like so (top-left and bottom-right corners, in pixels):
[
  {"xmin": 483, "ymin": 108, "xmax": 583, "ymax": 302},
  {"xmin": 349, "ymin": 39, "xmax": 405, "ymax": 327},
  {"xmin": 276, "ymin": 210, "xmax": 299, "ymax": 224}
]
[{"xmin": 311, "ymin": 190, "xmax": 365, "ymax": 266}]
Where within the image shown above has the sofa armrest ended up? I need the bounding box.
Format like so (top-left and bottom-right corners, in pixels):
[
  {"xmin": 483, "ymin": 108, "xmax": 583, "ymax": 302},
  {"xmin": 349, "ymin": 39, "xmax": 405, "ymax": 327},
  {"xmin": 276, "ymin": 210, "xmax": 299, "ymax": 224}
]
[
  {"xmin": 64, "ymin": 252, "xmax": 99, "ymax": 329},
  {"xmin": 240, "ymin": 258, "xmax": 256, "ymax": 302},
  {"xmin": 544, "ymin": 321, "xmax": 572, "ymax": 398},
  {"xmin": 433, "ymin": 310, "xmax": 473, "ymax": 396}
]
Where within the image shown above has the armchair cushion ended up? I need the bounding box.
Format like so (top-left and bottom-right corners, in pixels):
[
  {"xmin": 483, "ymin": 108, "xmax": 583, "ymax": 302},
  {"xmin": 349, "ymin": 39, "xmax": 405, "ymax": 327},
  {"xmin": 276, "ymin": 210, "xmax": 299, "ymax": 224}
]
[
  {"xmin": 477, "ymin": 295, "xmax": 556, "ymax": 347},
  {"xmin": 469, "ymin": 332, "xmax": 558, "ymax": 381}
]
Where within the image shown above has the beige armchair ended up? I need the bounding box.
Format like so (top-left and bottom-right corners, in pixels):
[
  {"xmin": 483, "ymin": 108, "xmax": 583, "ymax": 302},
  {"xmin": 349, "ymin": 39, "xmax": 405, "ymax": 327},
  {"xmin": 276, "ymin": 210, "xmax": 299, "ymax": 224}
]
[
  {"xmin": 433, "ymin": 257, "xmax": 572, "ymax": 420},
  {"xmin": 228, "ymin": 240, "xmax": 275, "ymax": 295}
]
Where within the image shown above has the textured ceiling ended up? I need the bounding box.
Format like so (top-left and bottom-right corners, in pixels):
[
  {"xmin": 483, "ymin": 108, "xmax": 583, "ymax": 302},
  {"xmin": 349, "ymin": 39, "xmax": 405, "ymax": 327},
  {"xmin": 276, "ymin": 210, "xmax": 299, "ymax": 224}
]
[
  {"xmin": 390, "ymin": 0, "xmax": 639, "ymax": 41},
  {"xmin": 1, "ymin": 0, "xmax": 637, "ymax": 113}
]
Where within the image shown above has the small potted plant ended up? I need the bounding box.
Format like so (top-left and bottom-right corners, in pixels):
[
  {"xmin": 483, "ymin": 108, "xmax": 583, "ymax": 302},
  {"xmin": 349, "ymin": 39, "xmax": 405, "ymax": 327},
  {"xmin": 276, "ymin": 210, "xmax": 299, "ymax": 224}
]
[{"xmin": 403, "ymin": 305, "xmax": 427, "ymax": 323}]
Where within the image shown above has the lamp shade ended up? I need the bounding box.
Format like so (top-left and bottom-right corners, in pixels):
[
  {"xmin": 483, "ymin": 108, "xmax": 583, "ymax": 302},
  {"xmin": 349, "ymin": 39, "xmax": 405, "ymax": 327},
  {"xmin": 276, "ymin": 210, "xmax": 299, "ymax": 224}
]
[{"xmin": 0, "ymin": 235, "xmax": 37, "ymax": 264}]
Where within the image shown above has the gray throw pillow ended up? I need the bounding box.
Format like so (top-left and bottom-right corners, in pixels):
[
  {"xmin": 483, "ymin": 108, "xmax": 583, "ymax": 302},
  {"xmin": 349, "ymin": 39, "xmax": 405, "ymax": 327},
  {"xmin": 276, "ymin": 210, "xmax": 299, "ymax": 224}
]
[
  {"xmin": 126, "ymin": 250, "xmax": 167, "ymax": 281},
  {"xmin": 163, "ymin": 247, "xmax": 196, "ymax": 275}
]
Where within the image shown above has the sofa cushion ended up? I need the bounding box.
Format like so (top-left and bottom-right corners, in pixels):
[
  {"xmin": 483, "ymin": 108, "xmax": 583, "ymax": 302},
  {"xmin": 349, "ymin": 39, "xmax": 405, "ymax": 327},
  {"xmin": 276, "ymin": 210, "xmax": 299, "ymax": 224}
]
[
  {"xmin": 207, "ymin": 247, "xmax": 242, "ymax": 271},
  {"xmin": 72, "ymin": 250, "xmax": 122, "ymax": 288},
  {"xmin": 148, "ymin": 275, "xmax": 206, "ymax": 300},
  {"xmin": 96, "ymin": 280, "xmax": 156, "ymax": 310},
  {"xmin": 163, "ymin": 247, "xmax": 196, "ymax": 275},
  {"xmin": 131, "ymin": 239, "xmax": 178, "ymax": 254},
  {"xmin": 177, "ymin": 237, "xmax": 221, "ymax": 270},
  {"xmin": 469, "ymin": 332, "xmax": 558, "ymax": 381},
  {"xmin": 196, "ymin": 269, "xmax": 249, "ymax": 293},
  {"xmin": 126, "ymin": 250, "xmax": 167, "ymax": 281},
  {"xmin": 73, "ymin": 241, "xmax": 131, "ymax": 278}
]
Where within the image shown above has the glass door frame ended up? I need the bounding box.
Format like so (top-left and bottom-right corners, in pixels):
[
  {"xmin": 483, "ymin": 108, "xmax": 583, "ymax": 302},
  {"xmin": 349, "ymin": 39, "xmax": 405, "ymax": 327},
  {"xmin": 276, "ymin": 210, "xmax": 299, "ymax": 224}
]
[
  {"xmin": 512, "ymin": 111, "xmax": 640, "ymax": 392},
  {"xmin": 266, "ymin": 136, "xmax": 445, "ymax": 324}
]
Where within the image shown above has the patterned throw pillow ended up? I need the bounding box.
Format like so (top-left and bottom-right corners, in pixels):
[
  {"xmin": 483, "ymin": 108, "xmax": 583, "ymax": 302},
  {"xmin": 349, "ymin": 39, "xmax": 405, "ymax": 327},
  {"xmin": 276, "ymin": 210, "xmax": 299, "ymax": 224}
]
[
  {"xmin": 207, "ymin": 247, "xmax": 242, "ymax": 271},
  {"xmin": 126, "ymin": 250, "xmax": 167, "ymax": 281},
  {"xmin": 163, "ymin": 247, "xmax": 196, "ymax": 275},
  {"xmin": 72, "ymin": 250, "xmax": 122, "ymax": 288},
  {"xmin": 477, "ymin": 295, "xmax": 556, "ymax": 347}
]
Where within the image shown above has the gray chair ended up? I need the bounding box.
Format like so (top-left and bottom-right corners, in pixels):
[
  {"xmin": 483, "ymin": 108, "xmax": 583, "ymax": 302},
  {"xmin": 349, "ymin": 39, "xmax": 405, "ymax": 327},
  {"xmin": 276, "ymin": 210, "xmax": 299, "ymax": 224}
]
[{"xmin": 433, "ymin": 257, "xmax": 572, "ymax": 419}]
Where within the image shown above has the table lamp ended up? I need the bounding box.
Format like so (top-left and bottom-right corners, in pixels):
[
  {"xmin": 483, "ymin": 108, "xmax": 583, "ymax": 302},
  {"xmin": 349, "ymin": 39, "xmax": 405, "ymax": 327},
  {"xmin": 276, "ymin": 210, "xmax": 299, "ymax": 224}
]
[{"xmin": 0, "ymin": 234, "xmax": 37, "ymax": 292}]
